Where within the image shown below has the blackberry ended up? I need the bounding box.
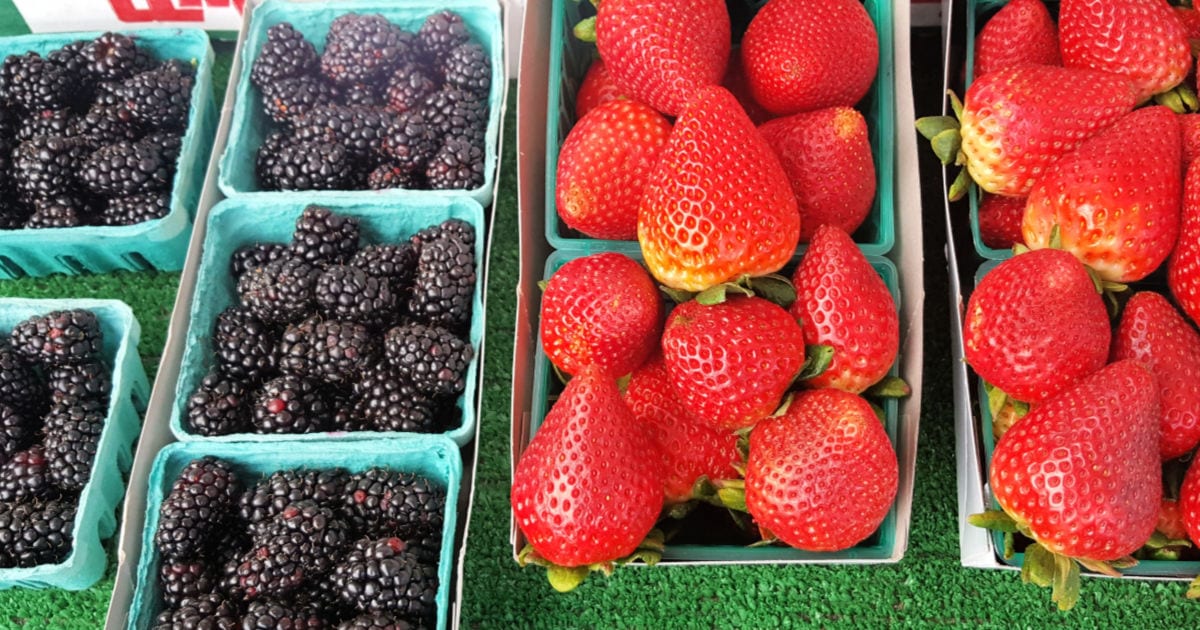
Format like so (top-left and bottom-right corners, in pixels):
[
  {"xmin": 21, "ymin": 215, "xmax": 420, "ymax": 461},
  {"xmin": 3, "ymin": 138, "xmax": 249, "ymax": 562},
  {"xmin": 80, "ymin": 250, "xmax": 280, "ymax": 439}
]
[
  {"xmin": 159, "ymin": 560, "xmax": 217, "ymax": 610},
  {"xmin": 251, "ymin": 23, "xmax": 320, "ymax": 89},
  {"xmin": 12, "ymin": 135, "xmax": 89, "ymax": 200},
  {"xmin": 417, "ymin": 11, "xmax": 472, "ymax": 63},
  {"xmin": 91, "ymin": 80, "xmax": 123, "ymax": 108},
  {"xmin": 366, "ymin": 163, "xmax": 423, "ymax": 191},
  {"xmin": 47, "ymin": 40, "xmax": 94, "ymax": 88},
  {"xmin": 242, "ymin": 599, "xmax": 327, "ymax": 629},
  {"xmin": 237, "ymin": 255, "xmax": 319, "ymax": 324},
  {"xmin": 251, "ymin": 375, "xmax": 329, "ymax": 434},
  {"xmin": 155, "ymin": 457, "xmax": 242, "ymax": 560},
  {"xmin": 0, "ymin": 500, "xmax": 76, "ymax": 568},
  {"xmin": 425, "ymin": 135, "xmax": 484, "ymax": 190},
  {"xmin": 116, "ymin": 63, "xmax": 194, "ymax": 131},
  {"xmin": 293, "ymin": 104, "xmax": 394, "ymax": 162},
  {"xmin": 99, "ymin": 192, "xmax": 170, "ymax": 226},
  {"xmin": 84, "ymin": 32, "xmax": 140, "ymax": 81},
  {"xmin": 26, "ymin": 195, "xmax": 86, "ymax": 229},
  {"xmin": 403, "ymin": 532, "xmax": 442, "ymax": 566},
  {"xmin": 337, "ymin": 613, "xmax": 412, "ymax": 630},
  {"xmin": 80, "ymin": 140, "xmax": 171, "ymax": 196},
  {"xmin": 277, "ymin": 317, "xmax": 318, "ymax": 378},
  {"xmin": 260, "ymin": 76, "xmax": 340, "ymax": 125},
  {"xmin": 11, "ymin": 308, "xmax": 103, "ymax": 366},
  {"xmin": 254, "ymin": 130, "xmax": 290, "ymax": 190},
  {"xmin": 231, "ymin": 243, "xmax": 288, "ymax": 279},
  {"xmin": 385, "ymin": 63, "xmax": 437, "ymax": 114},
  {"xmin": 342, "ymin": 467, "xmax": 445, "ymax": 539},
  {"xmin": 350, "ymin": 245, "xmax": 416, "ymax": 290},
  {"xmin": 266, "ymin": 140, "xmax": 355, "ymax": 191},
  {"xmin": 331, "ymin": 537, "xmax": 437, "ymax": 623},
  {"xmin": 352, "ymin": 365, "xmax": 442, "ymax": 434},
  {"xmin": 309, "ymin": 320, "xmax": 379, "ymax": 384},
  {"xmin": 0, "ymin": 405, "xmax": 31, "ymax": 462},
  {"xmin": 0, "ymin": 52, "xmax": 77, "ymax": 112},
  {"xmin": 214, "ymin": 306, "xmax": 278, "ymax": 382},
  {"xmin": 235, "ymin": 501, "xmax": 348, "ymax": 599},
  {"xmin": 16, "ymin": 108, "xmax": 74, "ymax": 143},
  {"xmin": 439, "ymin": 42, "xmax": 490, "ymax": 97},
  {"xmin": 291, "ymin": 205, "xmax": 361, "ymax": 266},
  {"xmin": 344, "ymin": 82, "xmax": 384, "ymax": 108},
  {"xmin": 184, "ymin": 370, "xmax": 250, "ymax": 437},
  {"xmin": 407, "ymin": 233, "xmax": 475, "ymax": 333},
  {"xmin": 0, "ymin": 201, "xmax": 28, "ymax": 230},
  {"xmin": 315, "ymin": 265, "xmax": 396, "ymax": 326},
  {"xmin": 378, "ymin": 112, "xmax": 437, "ymax": 172},
  {"xmin": 410, "ymin": 218, "xmax": 475, "ymax": 247},
  {"xmin": 70, "ymin": 103, "xmax": 139, "ymax": 145},
  {"xmin": 47, "ymin": 360, "xmax": 111, "ymax": 403},
  {"xmin": 383, "ymin": 323, "xmax": 472, "ymax": 397},
  {"xmin": 0, "ymin": 342, "xmax": 46, "ymax": 417},
  {"xmin": 0, "ymin": 446, "xmax": 50, "ymax": 501},
  {"xmin": 420, "ymin": 88, "xmax": 486, "ymax": 148},
  {"xmin": 321, "ymin": 14, "xmax": 411, "ymax": 85},
  {"xmin": 239, "ymin": 468, "xmax": 351, "ymax": 527},
  {"xmin": 141, "ymin": 130, "xmax": 183, "ymax": 166},
  {"xmin": 151, "ymin": 593, "xmax": 239, "ymax": 630},
  {"xmin": 42, "ymin": 400, "xmax": 105, "ymax": 491}
]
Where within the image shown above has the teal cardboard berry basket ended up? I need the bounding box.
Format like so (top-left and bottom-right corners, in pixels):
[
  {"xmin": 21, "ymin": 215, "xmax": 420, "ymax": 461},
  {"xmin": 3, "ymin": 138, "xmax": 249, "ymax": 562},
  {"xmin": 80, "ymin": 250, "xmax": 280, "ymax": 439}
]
[
  {"xmin": 0, "ymin": 29, "xmax": 215, "ymax": 279},
  {"xmin": 0, "ymin": 298, "xmax": 148, "ymax": 590}
]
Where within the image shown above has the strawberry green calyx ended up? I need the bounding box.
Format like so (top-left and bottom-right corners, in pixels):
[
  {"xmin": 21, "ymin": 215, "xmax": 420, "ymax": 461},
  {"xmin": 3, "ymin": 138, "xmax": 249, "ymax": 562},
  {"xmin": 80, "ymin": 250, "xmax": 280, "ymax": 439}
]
[
  {"xmin": 915, "ymin": 91, "xmax": 972, "ymax": 201},
  {"xmin": 796, "ymin": 344, "xmax": 834, "ymax": 381},
  {"xmin": 1154, "ymin": 84, "xmax": 1200, "ymax": 114},
  {"xmin": 573, "ymin": 16, "xmax": 597, "ymax": 43},
  {"xmin": 517, "ymin": 530, "xmax": 665, "ymax": 593},
  {"xmin": 864, "ymin": 375, "xmax": 911, "ymax": 399},
  {"xmin": 1188, "ymin": 576, "xmax": 1200, "ymax": 599},
  {"xmin": 694, "ymin": 273, "xmax": 797, "ymax": 309}
]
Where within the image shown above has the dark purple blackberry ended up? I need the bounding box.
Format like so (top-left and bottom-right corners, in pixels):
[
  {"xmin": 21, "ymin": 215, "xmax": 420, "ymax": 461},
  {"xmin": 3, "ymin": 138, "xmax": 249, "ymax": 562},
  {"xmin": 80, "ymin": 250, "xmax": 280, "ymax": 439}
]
[
  {"xmin": 91, "ymin": 80, "xmax": 123, "ymax": 108},
  {"xmin": 254, "ymin": 130, "xmax": 289, "ymax": 190},
  {"xmin": 403, "ymin": 532, "xmax": 442, "ymax": 566},
  {"xmin": 352, "ymin": 364, "xmax": 442, "ymax": 434},
  {"xmin": 260, "ymin": 76, "xmax": 340, "ymax": 125},
  {"xmin": 315, "ymin": 265, "xmax": 396, "ymax": 326},
  {"xmin": 384, "ymin": 63, "xmax": 436, "ymax": 114},
  {"xmin": 16, "ymin": 108, "xmax": 74, "ymax": 143},
  {"xmin": 366, "ymin": 163, "xmax": 422, "ymax": 191},
  {"xmin": 320, "ymin": 14, "xmax": 412, "ymax": 85},
  {"xmin": 349, "ymin": 247, "xmax": 416, "ymax": 296},
  {"xmin": 231, "ymin": 243, "xmax": 288, "ymax": 279},
  {"xmin": 309, "ymin": 320, "xmax": 379, "ymax": 384},
  {"xmin": 98, "ymin": 192, "xmax": 170, "ymax": 226},
  {"xmin": 11, "ymin": 308, "xmax": 103, "ymax": 366},
  {"xmin": 378, "ymin": 111, "xmax": 437, "ymax": 172},
  {"xmin": 239, "ymin": 468, "xmax": 351, "ymax": 527},
  {"xmin": 0, "ymin": 342, "xmax": 46, "ymax": 417},
  {"xmin": 439, "ymin": 42, "xmax": 490, "ymax": 97},
  {"xmin": 83, "ymin": 32, "xmax": 140, "ymax": 81},
  {"xmin": 251, "ymin": 23, "xmax": 320, "ymax": 89},
  {"xmin": 116, "ymin": 63, "xmax": 194, "ymax": 131},
  {"xmin": 251, "ymin": 375, "xmax": 329, "ymax": 434},
  {"xmin": 0, "ymin": 201, "xmax": 28, "ymax": 230},
  {"xmin": 407, "ymin": 233, "xmax": 475, "ymax": 334},
  {"xmin": 155, "ymin": 457, "xmax": 243, "ymax": 560},
  {"xmin": 0, "ymin": 446, "xmax": 50, "ymax": 501},
  {"xmin": 0, "ymin": 52, "xmax": 77, "ymax": 112},
  {"xmin": 47, "ymin": 40, "xmax": 95, "ymax": 88},
  {"xmin": 235, "ymin": 501, "xmax": 348, "ymax": 600},
  {"xmin": 80, "ymin": 140, "xmax": 171, "ymax": 196},
  {"xmin": 417, "ymin": 11, "xmax": 472, "ymax": 64},
  {"xmin": 425, "ymin": 135, "xmax": 484, "ymax": 191},
  {"xmin": 342, "ymin": 467, "xmax": 445, "ymax": 540},
  {"xmin": 0, "ymin": 405, "xmax": 31, "ymax": 462},
  {"xmin": 213, "ymin": 306, "xmax": 278, "ymax": 382},
  {"xmin": 42, "ymin": 399, "xmax": 105, "ymax": 491},
  {"xmin": 383, "ymin": 323, "xmax": 472, "ymax": 397},
  {"xmin": 242, "ymin": 599, "xmax": 327, "ymax": 629},
  {"xmin": 141, "ymin": 130, "xmax": 183, "ymax": 165},
  {"xmin": 276, "ymin": 317, "xmax": 317, "ymax": 378},
  {"xmin": 420, "ymin": 88, "xmax": 486, "ymax": 148},
  {"xmin": 159, "ymin": 560, "xmax": 217, "ymax": 610},
  {"xmin": 293, "ymin": 104, "xmax": 394, "ymax": 162},
  {"xmin": 47, "ymin": 360, "xmax": 111, "ymax": 403},
  {"xmin": 331, "ymin": 537, "xmax": 437, "ymax": 623},
  {"xmin": 184, "ymin": 370, "xmax": 250, "ymax": 437},
  {"xmin": 337, "ymin": 613, "xmax": 412, "ymax": 630},
  {"xmin": 291, "ymin": 206, "xmax": 361, "ymax": 266},
  {"xmin": 266, "ymin": 140, "xmax": 355, "ymax": 191},
  {"xmin": 237, "ymin": 255, "xmax": 319, "ymax": 324},
  {"xmin": 12, "ymin": 135, "xmax": 89, "ymax": 200},
  {"xmin": 70, "ymin": 103, "xmax": 139, "ymax": 145},
  {"xmin": 0, "ymin": 499, "xmax": 76, "ymax": 568},
  {"xmin": 26, "ymin": 195, "xmax": 86, "ymax": 229},
  {"xmin": 344, "ymin": 82, "xmax": 384, "ymax": 108},
  {"xmin": 410, "ymin": 218, "xmax": 475, "ymax": 247},
  {"xmin": 151, "ymin": 593, "xmax": 239, "ymax": 630}
]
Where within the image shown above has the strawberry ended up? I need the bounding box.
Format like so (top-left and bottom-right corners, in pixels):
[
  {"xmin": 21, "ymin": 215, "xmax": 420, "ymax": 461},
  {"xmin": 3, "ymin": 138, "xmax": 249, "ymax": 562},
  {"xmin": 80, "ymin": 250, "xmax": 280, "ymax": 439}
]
[
  {"xmin": 759, "ymin": 108, "xmax": 876, "ymax": 241},
  {"xmin": 721, "ymin": 48, "xmax": 773, "ymax": 126},
  {"xmin": 539, "ymin": 252, "xmax": 663, "ymax": 377},
  {"xmin": 745, "ymin": 389, "xmax": 898, "ymax": 551},
  {"xmin": 1024, "ymin": 106, "xmax": 1181, "ymax": 283},
  {"xmin": 624, "ymin": 354, "xmax": 740, "ymax": 504},
  {"xmin": 1180, "ymin": 113, "xmax": 1200, "ymax": 165},
  {"xmin": 511, "ymin": 365, "xmax": 663, "ymax": 578},
  {"xmin": 661, "ymin": 296, "xmax": 805, "ymax": 431},
  {"xmin": 964, "ymin": 248, "xmax": 1110, "ymax": 404},
  {"xmin": 575, "ymin": 58, "xmax": 625, "ymax": 119},
  {"xmin": 1183, "ymin": 457, "xmax": 1200, "ymax": 544},
  {"xmin": 594, "ymin": 0, "xmax": 730, "ymax": 117},
  {"xmin": 977, "ymin": 194, "xmax": 1026, "ymax": 250},
  {"xmin": 1170, "ymin": 159, "xmax": 1200, "ymax": 327},
  {"xmin": 556, "ymin": 100, "xmax": 671, "ymax": 241},
  {"xmin": 1111, "ymin": 291, "xmax": 1200, "ymax": 459},
  {"xmin": 1060, "ymin": 0, "xmax": 1191, "ymax": 103},
  {"xmin": 1158, "ymin": 498, "xmax": 1190, "ymax": 543},
  {"xmin": 1178, "ymin": 6, "xmax": 1200, "ymax": 41},
  {"xmin": 741, "ymin": 0, "xmax": 878, "ymax": 116},
  {"xmin": 974, "ymin": 0, "xmax": 1061, "ymax": 78},
  {"xmin": 638, "ymin": 86, "xmax": 799, "ymax": 292},
  {"xmin": 789, "ymin": 225, "xmax": 897, "ymax": 393},
  {"xmin": 980, "ymin": 360, "xmax": 1161, "ymax": 609}
]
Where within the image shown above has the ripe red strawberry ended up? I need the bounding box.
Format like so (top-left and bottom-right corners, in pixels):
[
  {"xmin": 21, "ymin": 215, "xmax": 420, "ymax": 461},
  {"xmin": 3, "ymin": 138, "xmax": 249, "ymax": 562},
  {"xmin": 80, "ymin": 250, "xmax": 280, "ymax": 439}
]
[
  {"xmin": 977, "ymin": 194, "xmax": 1026, "ymax": 250},
  {"xmin": 741, "ymin": 0, "xmax": 878, "ymax": 116},
  {"xmin": 1180, "ymin": 113, "xmax": 1200, "ymax": 165},
  {"xmin": 745, "ymin": 389, "xmax": 898, "ymax": 551},
  {"xmin": 974, "ymin": 0, "xmax": 1060, "ymax": 77},
  {"xmin": 758, "ymin": 107, "xmax": 875, "ymax": 241},
  {"xmin": 624, "ymin": 354, "xmax": 740, "ymax": 504},
  {"xmin": 790, "ymin": 225, "xmax": 897, "ymax": 393},
  {"xmin": 1182, "ymin": 457, "xmax": 1200, "ymax": 544},
  {"xmin": 595, "ymin": 0, "xmax": 730, "ymax": 117},
  {"xmin": 964, "ymin": 248, "xmax": 1110, "ymax": 404},
  {"xmin": 556, "ymin": 100, "xmax": 671, "ymax": 240},
  {"xmin": 539, "ymin": 252, "xmax": 663, "ymax": 377},
  {"xmin": 1060, "ymin": 0, "xmax": 1191, "ymax": 103},
  {"xmin": 721, "ymin": 48, "xmax": 772, "ymax": 126},
  {"xmin": 1023, "ymin": 106, "xmax": 1181, "ymax": 283},
  {"xmin": 1171, "ymin": 160, "xmax": 1200, "ymax": 327},
  {"xmin": 1111, "ymin": 291, "xmax": 1200, "ymax": 459},
  {"xmin": 512, "ymin": 365, "xmax": 663, "ymax": 571},
  {"xmin": 661, "ymin": 296, "xmax": 805, "ymax": 431},
  {"xmin": 575, "ymin": 58, "xmax": 625, "ymax": 119},
  {"xmin": 638, "ymin": 86, "xmax": 799, "ymax": 292},
  {"xmin": 958, "ymin": 65, "xmax": 1135, "ymax": 197},
  {"xmin": 1158, "ymin": 498, "xmax": 1190, "ymax": 542}
]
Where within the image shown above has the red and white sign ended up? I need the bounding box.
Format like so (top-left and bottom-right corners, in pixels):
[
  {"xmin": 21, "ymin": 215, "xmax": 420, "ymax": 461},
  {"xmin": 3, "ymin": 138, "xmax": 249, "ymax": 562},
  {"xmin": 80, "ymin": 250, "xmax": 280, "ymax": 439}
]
[{"xmin": 11, "ymin": 0, "xmax": 245, "ymax": 33}]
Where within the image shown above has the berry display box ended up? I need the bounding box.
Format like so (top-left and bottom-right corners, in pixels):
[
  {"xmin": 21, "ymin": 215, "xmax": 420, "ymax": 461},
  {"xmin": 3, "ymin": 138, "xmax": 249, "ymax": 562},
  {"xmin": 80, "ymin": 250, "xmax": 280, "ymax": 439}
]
[
  {"xmin": 125, "ymin": 436, "xmax": 463, "ymax": 630},
  {"xmin": 505, "ymin": 0, "xmax": 925, "ymax": 566},
  {"xmin": 541, "ymin": 0, "xmax": 895, "ymax": 257},
  {"xmin": 0, "ymin": 298, "xmax": 149, "ymax": 591},
  {"xmin": 0, "ymin": 29, "xmax": 216, "ymax": 279},
  {"xmin": 217, "ymin": 0, "xmax": 505, "ymax": 208}
]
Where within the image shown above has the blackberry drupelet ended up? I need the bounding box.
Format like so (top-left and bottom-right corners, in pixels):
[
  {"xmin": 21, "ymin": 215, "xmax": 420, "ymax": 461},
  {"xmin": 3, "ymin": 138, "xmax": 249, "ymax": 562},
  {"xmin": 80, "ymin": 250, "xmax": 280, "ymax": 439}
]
[
  {"xmin": 239, "ymin": 467, "xmax": 351, "ymax": 527},
  {"xmin": 331, "ymin": 537, "xmax": 437, "ymax": 623},
  {"xmin": 99, "ymin": 192, "xmax": 170, "ymax": 226},
  {"xmin": 0, "ymin": 404, "xmax": 31, "ymax": 461},
  {"xmin": 407, "ymin": 232, "xmax": 475, "ymax": 334},
  {"xmin": 419, "ymin": 88, "xmax": 486, "ymax": 148},
  {"xmin": 141, "ymin": 130, "xmax": 183, "ymax": 166},
  {"xmin": 344, "ymin": 82, "xmax": 384, "ymax": 108},
  {"xmin": 342, "ymin": 467, "xmax": 445, "ymax": 539},
  {"xmin": 385, "ymin": 63, "xmax": 437, "ymax": 114},
  {"xmin": 235, "ymin": 500, "xmax": 348, "ymax": 600},
  {"xmin": 291, "ymin": 205, "xmax": 361, "ymax": 266},
  {"xmin": 47, "ymin": 40, "xmax": 94, "ymax": 88},
  {"xmin": 266, "ymin": 140, "xmax": 355, "ymax": 191},
  {"xmin": 42, "ymin": 399, "xmax": 105, "ymax": 491},
  {"xmin": 320, "ymin": 13, "xmax": 411, "ymax": 85},
  {"xmin": 251, "ymin": 375, "xmax": 329, "ymax": 434},
  {"xmin": 337, "ymin": 613, "xmax": 413, "ymax": 630},
  {"xmin": 260, "ymin": 75, "xmax": 340, "ymax": 124},
  {"xmin": 403, "ymin": 532, "xmax": 442, "ymax": 565},
  {"xmin": 237, "ymin": 255, "xmax": 319, "ymax": 324},
  {"xmin": 293, "ymin": 104, "xmax": 394, "ymax": 162},
  {"xmin": 91, "ymin": 80, "xmax": 123, "ymax": 108},
  {"xmin": 117, "ymin": 63, "xmax": 194, "ymax": 131},
  {"xmin": 213, "ymin": 306, "xmax": 278, "ymax": 382},
  {"xmin": 151, "ymin": 593, "xmax": 240, "ymax": 630},
  {"xmin": 417, "ymin": 11, "xmax": 472, "ymax": 63},
  {"xmin": 0, "ymin": 499, "xmax": 77, "ymax": 568},
  {"xmin": 242, "ymin": 599, "xmax": 327, "ymax": 630},
  {"xmin": 11, "ymin": 308, "xmax": 103, "ymax": 366},
  {"xmin": 155, "ymin": 456, "xmax": 242, "ymax": 560},
  {"xmin": 16, "ymin": 108, "xmax": 74, "ymax": 143},
  {"xmin": 26, "ymin": 196, "xmax": 86, "ymax": 229},
  {"xmin": 277, "ymin": 317, "xmax": 317, "ymax": 378},
  {"xmin": 159, "ymin": 560, "xmax": 217, "ymax": 610},
  {"xmin": 231, "ymin": 243, "xmax": 289, "ymax": 279},
  {"xmin": 383, "ymin": 323, "xmax": 473, "ymax": 397},
  {"xmin": 0, "ymin": 446, "xmax": 52, "ymax": 502},
  {"xmin": 439, "ymin": 42, "xmax": 490, "ymax": 97},
  {"xmin": 12, "ymin": 135, "xmax": 89, "ymax": 200},
  {"xmin": 378, "ymin": 111, "xmax": 437, "ymax": 172},
  {"xmin": 352, "ymin": 364, "xmax": 441, "ymax": 434},
  {"xmin": 309, "ymin": 319, "xmax": 379, "ymax": 384},
  {"xmin": 81, "ymin": 140, "xmax": 171, "ymax": 196},
  {"xmin": 251, "ymin": 23, "xmax": 320, "ymax": 89},
  {"xmin": 366, "ymin": 163, "xmax": 423, "ymax": 191},
  {"xmin": 184, "ymin": 370, "xmax": 250, "ymax": 437},
  {"xmin": 315, "ymin": 265, "xmax": 396, "ymax": 326},
  {"xmin": 410, "ymin": 218, "xmax": 475, "ymax": 247},
  {"xmin": 425, "ymin": 135, "xmax": 484, "ymax": 191},
  {"xmin": 0, "ymin": 52, "xmax": 77, "ymax": 112},
  {"xmin": 254, "ymin": 130, "xmax": 289, "ymax": 190},
  {"xmin": 47, "ymin": 360, "xmax": 111, "ymax": 403},
  {"xmin": 84, "ymin": 32, "xmax": 140, "ymax": 81},
  {"xmin": 70, "ymin": 103, "xmax": 140, "ymax": 145},
  {"xmin": 0, "ymin": 342, "xmax": 46, "ymax": 417}
]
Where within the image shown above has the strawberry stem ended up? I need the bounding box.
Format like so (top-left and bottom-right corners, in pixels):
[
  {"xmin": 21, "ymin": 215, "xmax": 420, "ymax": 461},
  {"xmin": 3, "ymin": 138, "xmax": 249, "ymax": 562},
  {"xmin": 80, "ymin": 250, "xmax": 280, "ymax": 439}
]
[{"xmin": 573, "ymin": 16, "xmax": 597, "ymax": 43}]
